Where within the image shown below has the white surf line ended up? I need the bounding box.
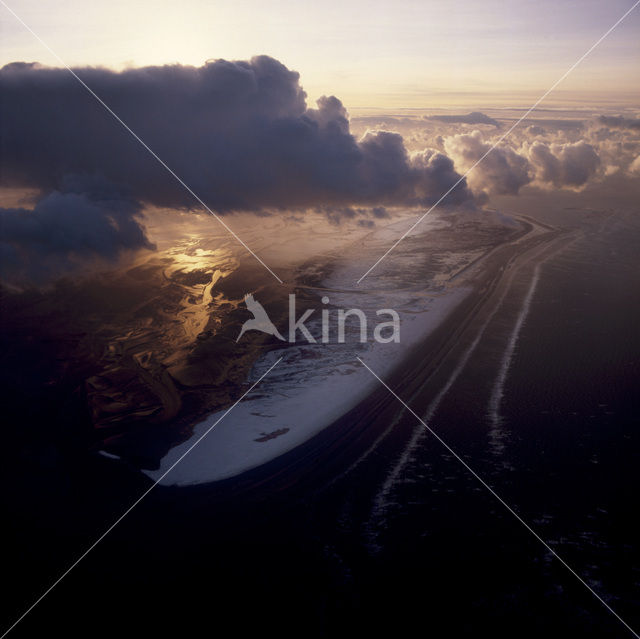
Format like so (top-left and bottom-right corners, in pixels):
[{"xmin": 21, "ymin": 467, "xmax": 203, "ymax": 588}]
[
  {"xmin": 358, "ymin": 356, "xmax": 640, "ymax": 639},
  {"xmin": 372, "ymin": 264, "xmax": 517, "ymax": 515},
  {"xmin": 0, "ymin": 357, "xmax": 282, "ymax": 639},
  {"xmin": 356, "ymin": 0, "xmax": 640, "ymax": 284},
  {"xmin": 486, "ymin": 226, "xmax": 583, "ymax": 456},
  {"xmin": 372, "ymin": 230, "xmax": 569, "ymax": 516},
  {"xmin": 488, "ymin": 264, "xmax": 541, "ymax": 432},
  {"xmin": 0, "ymin": 0, "xmax": 283, "ymax": 285}
]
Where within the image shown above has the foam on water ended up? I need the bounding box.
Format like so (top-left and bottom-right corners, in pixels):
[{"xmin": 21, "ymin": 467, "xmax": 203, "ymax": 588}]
[{"xmin": 487, "ymin": 264, "xmax": 540, "ymax": 453}]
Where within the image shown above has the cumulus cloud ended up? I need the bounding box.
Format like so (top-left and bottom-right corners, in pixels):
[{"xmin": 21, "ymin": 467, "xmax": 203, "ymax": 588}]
[
  {"xmin": 526, "ymin": 140, "xmax": 600, "ymax": 188},
  {"xmin": 0, "ymin": 57, "xmax": 473, "ymax": 214},
  {"xmin": 409, "ymin": 148, "xmax": 477, "ymax": 203},
  {"xmin": 426, "ymin": 112, "xmax": 499, "ymax": 127},
  {"xmin": 442, "ymin": 126, "xmax": 613, "ymax": 196},
  {"xmin": 444, "ymin": 130, "xmax": 530, "ymax": 195},
  {"xmin": 526, "ymin": 125, "xmax": 546, "ymax": 136}
]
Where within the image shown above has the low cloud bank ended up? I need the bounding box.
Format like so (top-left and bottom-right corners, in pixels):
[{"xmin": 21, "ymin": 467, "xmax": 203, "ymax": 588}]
[
  {"xmin": 426, "ymin": 111, "xmax": 499, "ymax": 127},
  {"xmin": 1, "ymin": 56, "xmax": 478, "ymax": 281},
  {"xmin": 2, "ymin": 55, "xmax": 638, "ymax": 282},
  {"xmin": 597, "ymin": 115, "xmax": 640, "ymax": 130},
  {"xmin": 0, "ymin": 175, "xmax": 154, "ymax": 283},
  {"xmin": 0, "ymin": 57, "xmax": 474, "ymax": 213}
]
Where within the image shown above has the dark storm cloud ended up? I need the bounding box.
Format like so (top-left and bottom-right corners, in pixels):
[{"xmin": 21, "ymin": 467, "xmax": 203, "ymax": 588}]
[
  {"xmin": 0, "ymin": 175, "xmax": 154, "ymax": 282},
  {"xmin": 0, "ymin": 57, "xmax": 474, "ymax": 213},
  {"xmin": 597, "ymin": 115, "xmax": 640, "ymax": 130},
  {"xmin": 425, "ymin": 112, "xmax": 500, "ymax": 127}
]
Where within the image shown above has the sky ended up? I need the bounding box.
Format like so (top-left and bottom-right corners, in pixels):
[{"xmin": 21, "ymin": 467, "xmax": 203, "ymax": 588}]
[
  {"xmin": 1, "ymin": 1, "xmax": 639, "ymax": 286},
  {"xmin": 1, "ymin": 0, "xmax": 639, "ymax": 109}
]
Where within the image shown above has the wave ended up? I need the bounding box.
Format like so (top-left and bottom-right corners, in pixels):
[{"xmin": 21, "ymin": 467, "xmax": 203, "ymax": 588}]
[
  {"xmin": 487, "ymin": 264, "xmax": 540, "ymax": 454},
  {"xmin": 369, "ymin": 258, "xmax": 518, "ymax": 526}
]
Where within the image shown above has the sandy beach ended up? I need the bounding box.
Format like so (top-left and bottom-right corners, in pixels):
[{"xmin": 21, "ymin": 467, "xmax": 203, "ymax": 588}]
[{"xmin": 143, "ymin": 208, "xmax": 563, "ymax": 486}]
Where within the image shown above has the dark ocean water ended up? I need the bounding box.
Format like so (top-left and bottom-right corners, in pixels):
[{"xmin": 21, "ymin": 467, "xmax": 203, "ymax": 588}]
[
  {"xmin": 2, "ymin": 208, "xmax": 639, "ymax": 638},
  {"xmin": 348, "ymin": 209, "xmax": 640, "ymax": 638}
]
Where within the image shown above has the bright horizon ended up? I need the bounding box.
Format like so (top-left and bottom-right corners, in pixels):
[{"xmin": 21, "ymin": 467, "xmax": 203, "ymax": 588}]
[{"xmin": 1, "ymin": 0, "xmax": 639, "ymax": 109}]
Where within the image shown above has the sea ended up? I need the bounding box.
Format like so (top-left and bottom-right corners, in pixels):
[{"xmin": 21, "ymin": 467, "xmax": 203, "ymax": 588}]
[{"xmin": 2, "ymin": 204, "xmax": 639, "ymax": 638}]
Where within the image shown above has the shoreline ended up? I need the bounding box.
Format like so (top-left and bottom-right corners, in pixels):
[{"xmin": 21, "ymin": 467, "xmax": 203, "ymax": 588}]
[{"xmin": 143, "ymin": 211, "xmax": 564, "ymax": 490}]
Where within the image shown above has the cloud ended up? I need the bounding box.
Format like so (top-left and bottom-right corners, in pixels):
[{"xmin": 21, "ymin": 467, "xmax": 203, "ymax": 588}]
[
  {"xmin": 524, "ymin": 118, "xmax": 584, "ymax": 131},
  {"xmin": 597, "ymin": 115, "xmax": 640, "ymax": 130},
  {"xmin": 0, "ymin": 57, "xmax": 474, "ymax": 215},
  {"xmin": 317, "ymin": 205, "xmax": 389, "ymax": 226},
  {"xmin": 444, "ymin": 130, "xmax": 530, "ymax": 195},
  {"xmin": 629, "ymin": 155, "xmax": 640, "ymax": 175},
  {"xmin": 0, "ymin": 175, "xmax": 154, "ymax": 283},
  {"xmin": 526, "ymin": 125, "xmax": 546, "ymax": 136},
  {"xmin": 426, "ymin": 112, "xmax": 499, "ymax": 127},
  {"xmin": 409, "ymin": 148, "xmax": 477, "ymax": 203},
  {"xmin": 526, "ymin": 140, "xmax": 600, "ymax": 188}
]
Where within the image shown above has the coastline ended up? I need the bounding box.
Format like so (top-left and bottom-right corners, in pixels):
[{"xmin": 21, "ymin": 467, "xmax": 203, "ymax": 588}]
[
  {"xmin": 142, "ymin": 210, "xmax": 562, "ymax": 488},
  {"xmin": 227, "ymin": 211, "xmax": 569, "ymax": 498}
]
